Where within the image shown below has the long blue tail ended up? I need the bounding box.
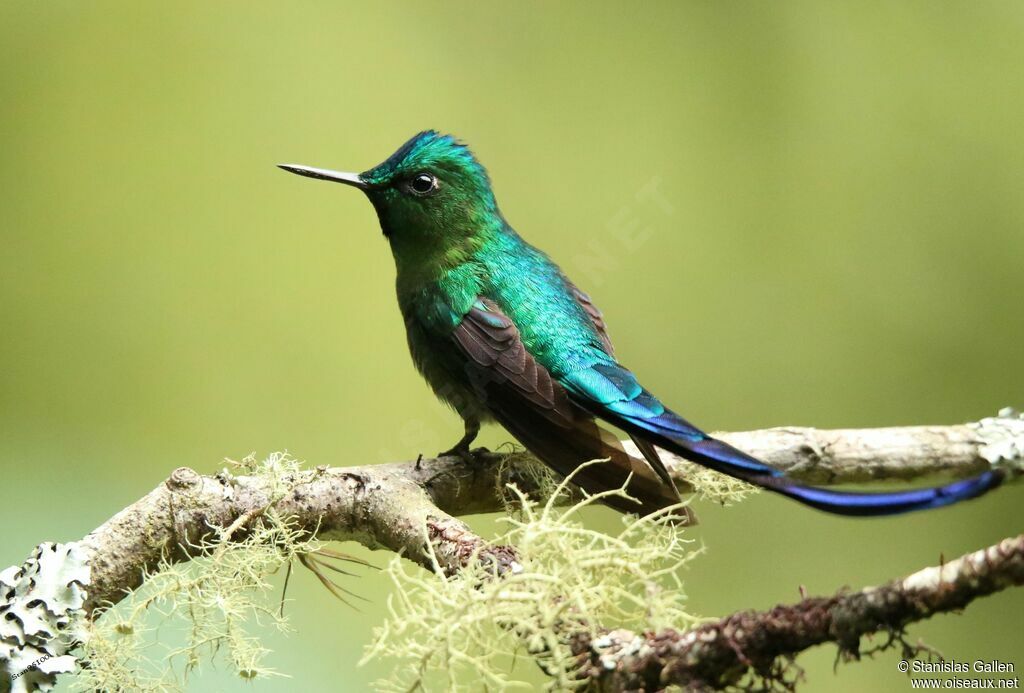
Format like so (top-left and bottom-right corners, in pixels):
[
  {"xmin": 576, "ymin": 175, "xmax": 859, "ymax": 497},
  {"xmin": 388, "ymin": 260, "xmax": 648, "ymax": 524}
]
[
  {"xmin": 562, "ymin": 363, "xmax": 1003, "ymax": 516},
  {"xmin": 676, "ymin": 437, "xmax": 1002, "ymax": 516}
]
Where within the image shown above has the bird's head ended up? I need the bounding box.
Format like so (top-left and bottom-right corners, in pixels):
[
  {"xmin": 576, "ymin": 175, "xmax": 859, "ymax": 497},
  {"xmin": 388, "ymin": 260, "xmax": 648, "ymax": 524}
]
[{"xmin": 279, "ymin": 132, "xmax": 501, "ymax": 272}]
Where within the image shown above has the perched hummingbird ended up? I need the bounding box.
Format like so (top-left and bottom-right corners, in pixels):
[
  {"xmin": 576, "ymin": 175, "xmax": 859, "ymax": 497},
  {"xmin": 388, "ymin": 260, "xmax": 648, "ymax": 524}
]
[{"xmin": 279, "ymin": 131, "xmax": 1002, "ymax": 517}]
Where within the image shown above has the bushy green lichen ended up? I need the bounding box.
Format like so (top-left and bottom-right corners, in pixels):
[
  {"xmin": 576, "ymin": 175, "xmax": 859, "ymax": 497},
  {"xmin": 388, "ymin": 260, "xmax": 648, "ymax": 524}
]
[
  {"xmin": 362, "ymin": 463, "xmax": 703, "ymax": 691},
  {"xmin": 73, "ymin": 453, "xmax": 322, "ymax": 692}
]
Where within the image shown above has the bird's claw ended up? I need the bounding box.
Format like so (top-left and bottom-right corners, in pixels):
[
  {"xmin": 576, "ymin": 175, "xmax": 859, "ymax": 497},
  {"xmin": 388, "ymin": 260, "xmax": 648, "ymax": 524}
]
[
  {"xmin": 437, "ymin": 446, "xmax": 474, "ymax": 464},
  {"xmin": 437, "ymin": 445, "xmax": 490, "ymax": 464}
]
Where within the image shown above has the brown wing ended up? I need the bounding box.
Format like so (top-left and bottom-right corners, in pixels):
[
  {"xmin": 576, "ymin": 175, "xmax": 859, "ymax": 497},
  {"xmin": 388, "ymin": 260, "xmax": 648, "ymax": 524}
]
[{"xmin": 451, "ymin": 298, "xmax": 686, "ymax": 518}]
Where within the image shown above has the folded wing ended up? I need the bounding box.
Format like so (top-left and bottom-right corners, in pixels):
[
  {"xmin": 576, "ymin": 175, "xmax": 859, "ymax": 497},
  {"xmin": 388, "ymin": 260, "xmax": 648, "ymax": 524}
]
[{"xmin": 450, "ymin": 298, "xmax": 691, "ymax": 519}]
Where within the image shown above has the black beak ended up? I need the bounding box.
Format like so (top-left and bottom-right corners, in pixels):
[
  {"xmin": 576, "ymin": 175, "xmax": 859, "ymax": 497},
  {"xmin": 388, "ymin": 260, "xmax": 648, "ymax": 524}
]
[{"xmin": 277, "ymin": 164, "xmax": 368, "ymax": 190}]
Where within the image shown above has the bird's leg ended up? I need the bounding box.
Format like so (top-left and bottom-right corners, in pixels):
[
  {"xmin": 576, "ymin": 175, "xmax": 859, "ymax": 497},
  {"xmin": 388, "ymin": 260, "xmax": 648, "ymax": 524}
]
[{"xmin": 437, "ymin": 417, "xmax": 482, "ymax": 463}]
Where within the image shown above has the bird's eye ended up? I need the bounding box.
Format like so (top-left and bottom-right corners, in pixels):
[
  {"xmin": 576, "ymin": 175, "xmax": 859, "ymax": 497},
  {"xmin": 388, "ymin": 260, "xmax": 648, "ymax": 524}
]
[{"xmin": 408, "ymin": 172, "xmax": 437, "ymax": 195}]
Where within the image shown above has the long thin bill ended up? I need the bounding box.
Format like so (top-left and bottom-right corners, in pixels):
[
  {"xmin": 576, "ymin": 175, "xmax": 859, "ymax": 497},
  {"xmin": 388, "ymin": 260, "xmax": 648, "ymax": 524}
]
[{"xmin": 277, "ymin": 164, "xmax": 367, "ymax": 189}]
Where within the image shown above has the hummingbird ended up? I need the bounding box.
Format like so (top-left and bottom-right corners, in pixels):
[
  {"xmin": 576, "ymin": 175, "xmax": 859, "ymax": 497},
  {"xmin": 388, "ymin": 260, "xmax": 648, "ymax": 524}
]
[{"xmin": 279, "ymin": 131, "xmax": 1002, "ymax": 518}]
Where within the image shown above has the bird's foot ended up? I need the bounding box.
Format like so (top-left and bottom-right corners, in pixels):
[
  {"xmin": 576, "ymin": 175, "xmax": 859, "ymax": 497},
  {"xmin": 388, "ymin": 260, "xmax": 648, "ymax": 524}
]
[{"xmin": 437, "ymin": 444, "xmax": 490, "ymax": 464}]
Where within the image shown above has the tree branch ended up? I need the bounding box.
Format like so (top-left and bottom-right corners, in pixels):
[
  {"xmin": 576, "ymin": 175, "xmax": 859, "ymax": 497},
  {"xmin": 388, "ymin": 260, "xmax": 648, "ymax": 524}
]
[
  {"xmin": 75, "ymin": 414, "xmax": 1020, "ymax": 613},
  {"xmin": 79, "ymin": 462, "xmax": 522, "ymax": 615},
  {"xmin": 574, "ymin": 534, "xmax": 1024, "ymax": 690}
]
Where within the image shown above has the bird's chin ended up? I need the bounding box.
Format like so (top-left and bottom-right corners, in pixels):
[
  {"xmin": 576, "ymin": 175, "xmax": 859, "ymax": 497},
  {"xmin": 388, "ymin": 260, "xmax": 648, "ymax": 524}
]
[{"xmin": 367, "ymin": 198, "xmax": 393, "ymax": 237}]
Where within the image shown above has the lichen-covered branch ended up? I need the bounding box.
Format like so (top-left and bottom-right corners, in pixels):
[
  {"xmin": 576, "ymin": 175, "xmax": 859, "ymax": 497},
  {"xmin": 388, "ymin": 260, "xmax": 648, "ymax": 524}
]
[
  {"xmin": 1, "ymin": 412, "xmax": 1021, "ymax": 691},
  {"xmin": 575, "ymin": 534, "xmax": 1024, "ymax": 690},
  {"xmin": 79, "ymin": 460, "xmax": 521, "ymax": 615},
  {"xmin": 74, "ymin": 412, "xmax": 1021, "ymax": 614}
]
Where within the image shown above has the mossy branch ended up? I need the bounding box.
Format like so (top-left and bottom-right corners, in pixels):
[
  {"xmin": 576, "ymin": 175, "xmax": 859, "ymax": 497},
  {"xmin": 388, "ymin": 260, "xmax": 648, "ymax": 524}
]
[
  {"xmin": 74, "ymin": 411, "xmax": 1022, "ymax": 614},
  {"xmin": 0, "ymin": 412, "xmax": 1021, "ymax": 691}
]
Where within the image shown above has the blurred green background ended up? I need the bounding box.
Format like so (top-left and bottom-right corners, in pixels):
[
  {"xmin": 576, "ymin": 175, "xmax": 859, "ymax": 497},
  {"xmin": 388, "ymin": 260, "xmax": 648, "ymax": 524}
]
[{"xmin": 2, "ymin": 2, "xmax": 1022, "ymax": 691}]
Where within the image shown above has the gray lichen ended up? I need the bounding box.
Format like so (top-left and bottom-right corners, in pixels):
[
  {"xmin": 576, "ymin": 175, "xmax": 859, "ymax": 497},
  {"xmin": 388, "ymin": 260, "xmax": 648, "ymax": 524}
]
[
  {"xmin": 973, "ymin": 407, "xmax": 1024, "ymax": 479},
  {"xmin": 0, "ymin": 543, "xmax": 89, "ymax": 693}
]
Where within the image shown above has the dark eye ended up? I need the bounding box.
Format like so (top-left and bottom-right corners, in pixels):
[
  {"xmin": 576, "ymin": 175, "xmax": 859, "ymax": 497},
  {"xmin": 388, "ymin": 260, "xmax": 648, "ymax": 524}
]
[{"xmin": 409, "ymin": 172, "xmax": 437, "ymax": 195}]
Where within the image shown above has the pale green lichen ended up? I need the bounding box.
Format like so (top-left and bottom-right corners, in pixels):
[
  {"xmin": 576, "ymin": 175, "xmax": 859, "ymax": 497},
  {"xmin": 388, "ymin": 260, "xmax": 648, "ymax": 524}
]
[
  {"xmin": 494, "ymin": 451, "xmax": 561, "ymax": 513},
  {"xmin": 362, "ymin": 463, "xmax": 703, "ymax": 691},
  {"xmin": 0, "ymin": 542, "xmax": 89, "ymax": 692},
  {"xmin": 72, "ymin": 453, "xmax": 325, "ymax": 692},
  {"xmin": 673, "ymin": 459, "xmax": 757, "ymax": 505}
]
